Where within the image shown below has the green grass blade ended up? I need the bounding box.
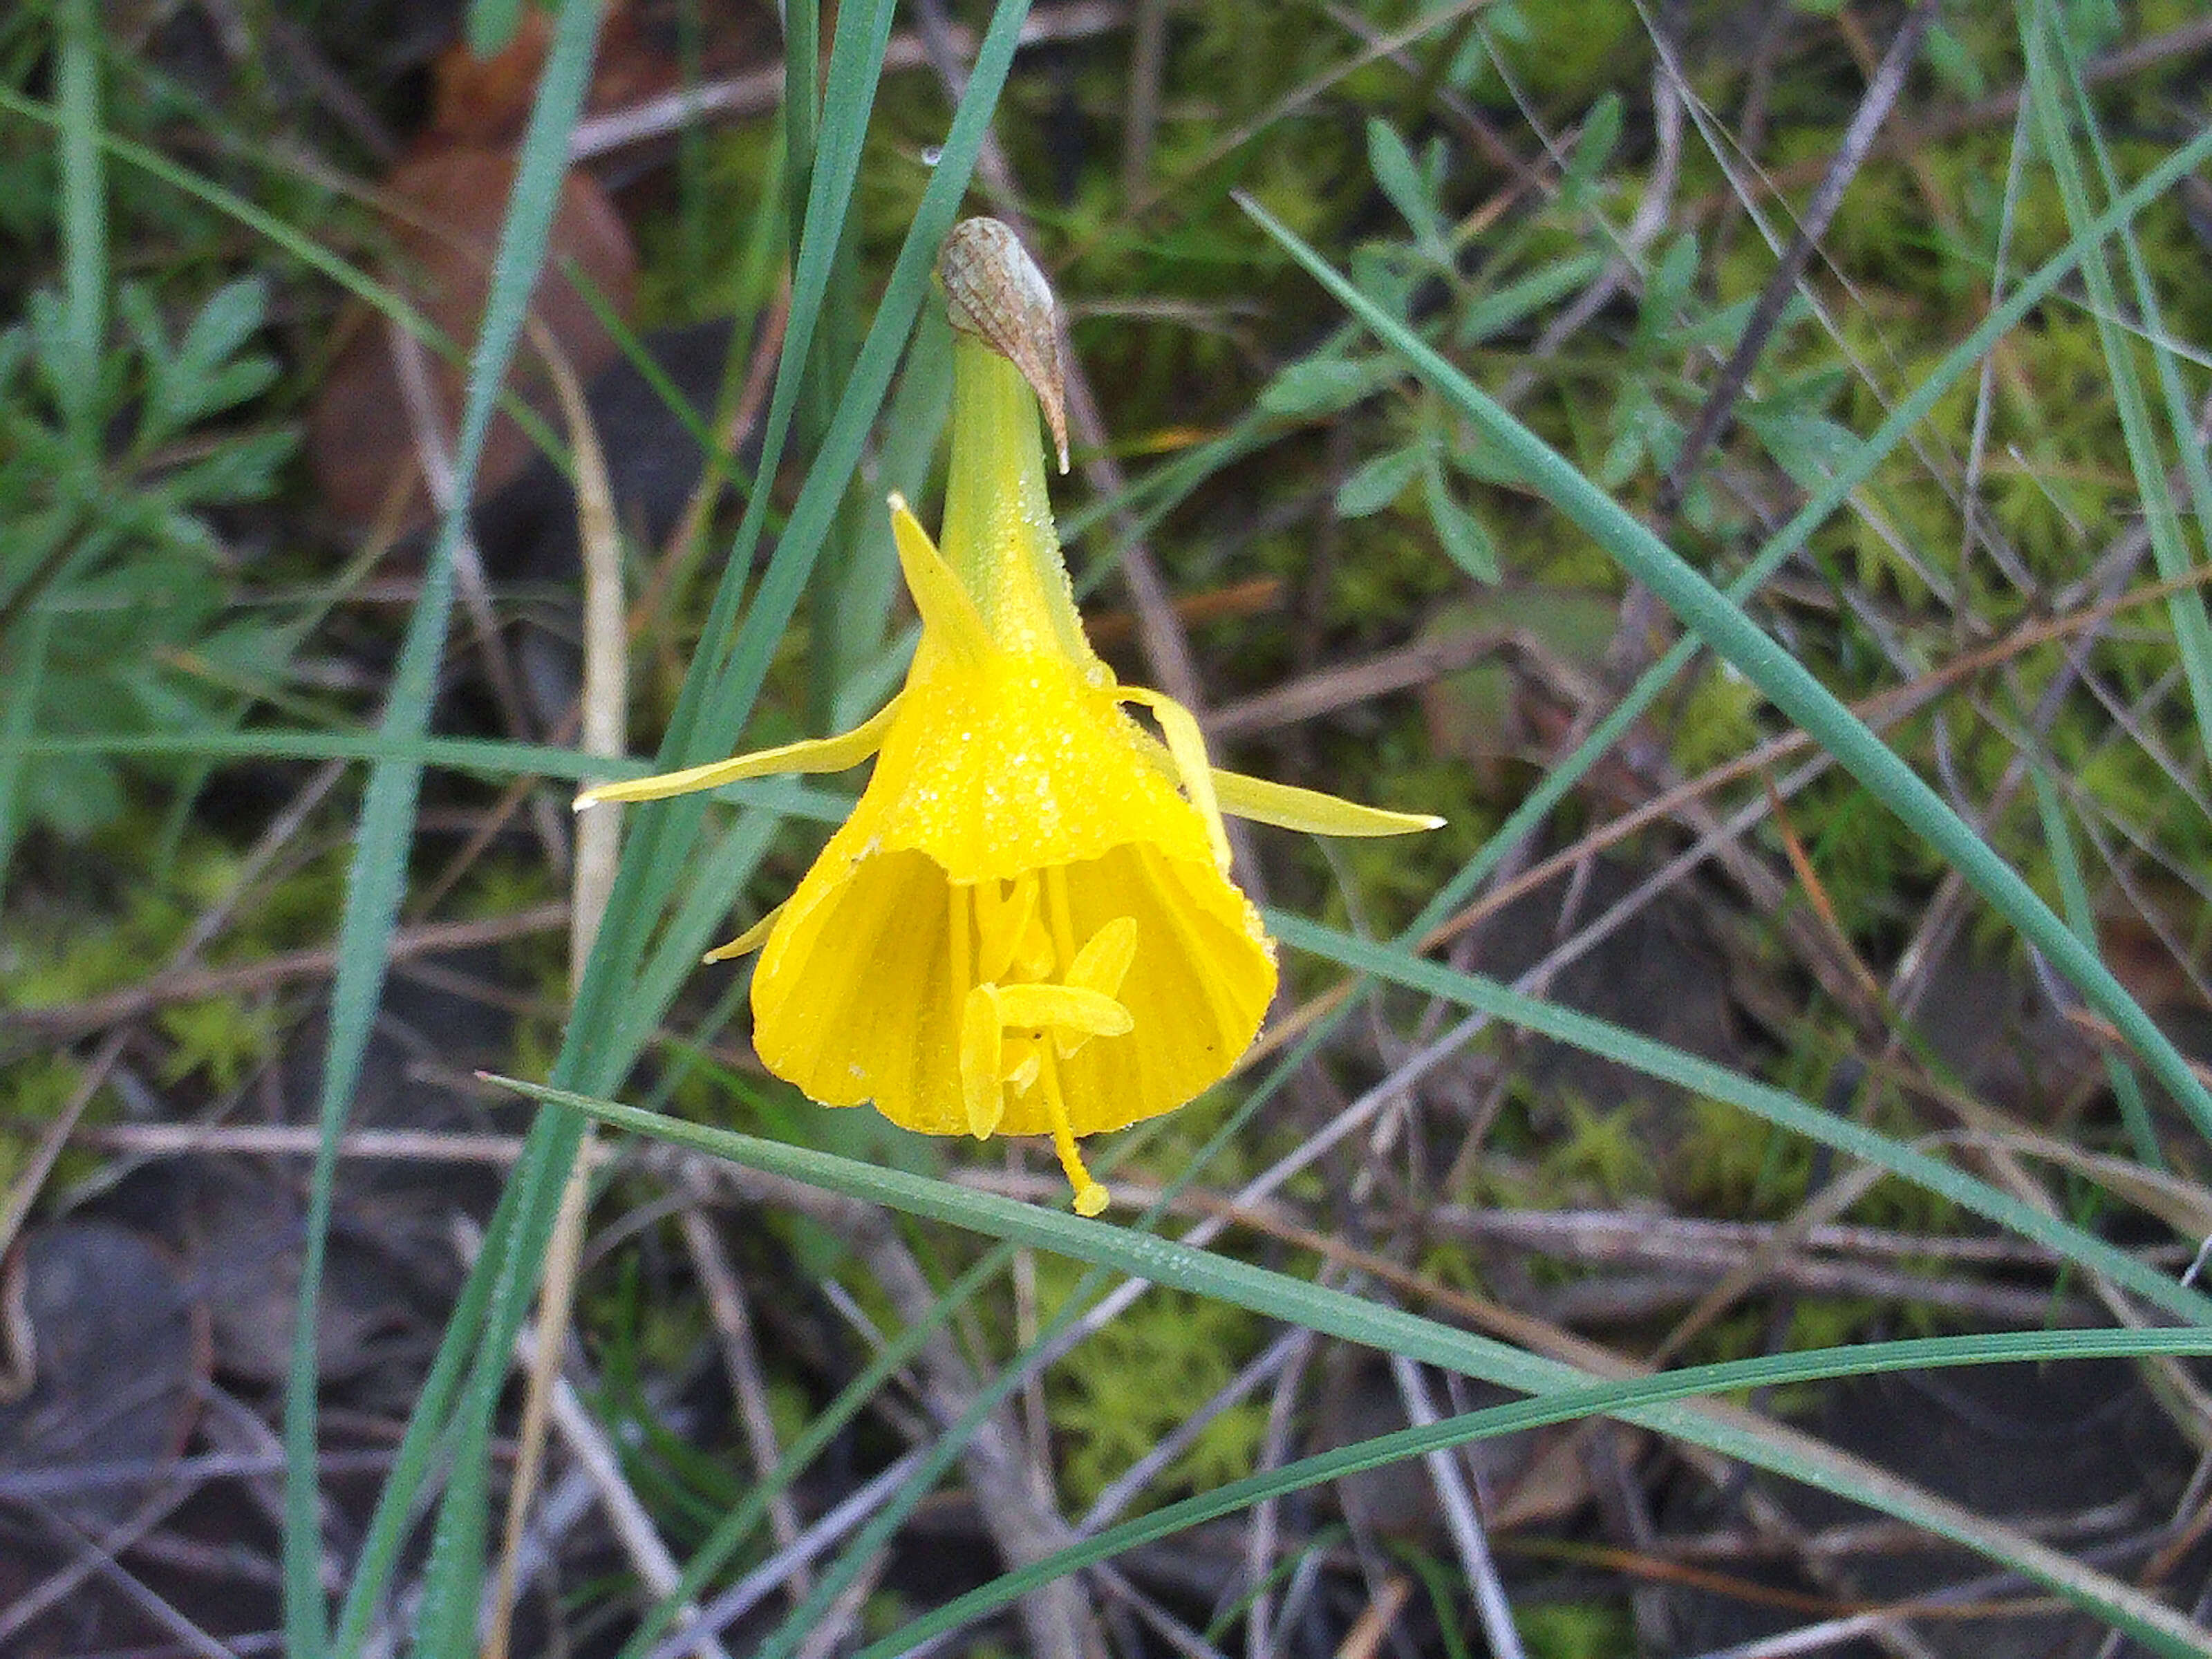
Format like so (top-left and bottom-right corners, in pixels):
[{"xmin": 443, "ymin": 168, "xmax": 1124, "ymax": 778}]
[
  {"xmin": 541, "ymin": 0, "xmax": 906, "ymax": 1076},
  {"xmin": 50, "ymin": 0, "xmax": 103, "ymax": 438},
  {"xmin": 346, "ymin": 6, "xmax": 1038, "ymax": 1647},
  {"xmin": 409, "ymin": 1417, "xmax": 489, "ymax": 1658},
  {"xmin": 12, "ymin": 730, "xmax": 854, "ymax": 818},
  {"xmin": 491, "ymin": 1077, "xmax": 2212, "ymax": 1659},
  {"xmin": 783, "ymin": 0, "xmax": 820, "ymax": 252},
  {"xmin": 688, "ymin": 0, "xmax": 1035, "ymax": 759},
  {"xmin": 1268, "ymin": 911, "xmax": 2212, "ymax": 1324},
  {"xmin": 1389, "ymin": 118, "xmax": 2212, "ymax": 947},
  {"xmin": 282, "ymin": 1, "xmax": 610, "ymax": 1651},
  {"xmin": 829, "ymin": 308, "xmax": 953, "ymax": 728},
  {"xmin": 671, "ymin": 0, "xmax": 899, "ymax": 735},
  {"xmin": 397, "ymin": 1119, "xmax": 585, "ymax": 1659},
  {"xmin": 0, "ymin": 606, "xmax": 54, "ymax": 893},
  {"xmin": 2023, "ymin": 5, "xmax": 2212, "ymax": 769},
  {"xmin": 1239, "ymin": 195, "xmax": 2212, "ymax": 1147},
  {"xmin": 456, "ymin": 0, "xmax": 907, "ymax": 1418},
  {"xmin": 871, "ymin": 1322, "xmax": 2212, "ymax": 1658},
  {"xmin": 2029, "ymin": 758, "xmax": 2160, "ymax": 1168},
  {"xmin": 1, "ymin": 2, "xmax": 102, "ymax": 888},
  {"xmin": 382, "ymin": 26, "xmax": 920, "ymax": 1582},
  {"xmin": 613, "ymin": 1242, "xmax": 1022, "ymax": 1659},
  {"xmin": 785, "ymin": 0, "xmax": 872, "ymax": 734},
  {"xmin": 327, "ymin": 1162, "xmax": 543, "ymax": 1653}
]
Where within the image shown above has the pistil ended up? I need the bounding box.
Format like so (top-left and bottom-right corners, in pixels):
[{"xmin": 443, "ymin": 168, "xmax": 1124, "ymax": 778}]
[{"xmin": 1038, "ymin": 1047, "xmax": 1109, "ymax": 1217}]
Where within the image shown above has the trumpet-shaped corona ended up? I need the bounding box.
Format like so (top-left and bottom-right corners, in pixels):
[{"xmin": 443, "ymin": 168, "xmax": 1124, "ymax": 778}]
[{"xmin": 579, "ymin": 234, "xmax": 1439, "ymax": 1215}]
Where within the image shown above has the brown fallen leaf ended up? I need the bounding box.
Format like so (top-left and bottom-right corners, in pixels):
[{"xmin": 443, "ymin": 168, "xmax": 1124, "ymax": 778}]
[
  {"xmin": 425, "ymin": 0, "xmax": 768, "ymax": 149},
  {"xmin": 425, "ymin": 6, "xmax": 555, "ymax": 149},
  {"xmin": 308, "ymin": 145, "xmax": 639, "ymax": 534}
]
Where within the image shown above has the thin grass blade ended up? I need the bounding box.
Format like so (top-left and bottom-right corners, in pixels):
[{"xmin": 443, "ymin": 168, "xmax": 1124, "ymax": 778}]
[
  {"xmin": 494, "ymin": 1077, "xmax": 2212, "ymax": 1659},
  {"xmin": 1388, "ymin": 119, "xmax": 2212, "ymax": 946},
  {"xmin": 1268, "ymin": 911, "xmax": 2212, "ymax": 1323},
  {"xmin": 284, "ymin": 1, "xmax": 610, "ymax": 1650},
  {"xmin": 2023, "ymin": 5, "xmax": 2212, "ymax": 771},
  {"xmin": 51, "ymin": 0, "xmax": 103, "ymax": 438},
  {"xmin": 1239, "ymin": 195, "xmax": 2212, "ymax": 1146},
  {"xmin": 871, "ymin": 1320, "xmax": 2212, "ymax": 1658}
]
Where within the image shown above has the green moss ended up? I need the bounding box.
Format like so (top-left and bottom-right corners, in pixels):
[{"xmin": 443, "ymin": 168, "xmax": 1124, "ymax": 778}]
[
  {"xmin": 156, "ymin": 995, "xmax": 276, "ymax": 1092},
  {"xmin": 0, "ymin": 1052, "xmax": 111, "ymax": 1194},
  {"xmin": 1674, "ymin": 1097, "xmax": 1809, "ymax": 1218},
  {"xmin": 1667, "ymin": 661, "xmax": 1765, "ymax": 777},
  {"xmin": 1515, "ymin": 1598, "xmax": 1637, "ymax": 1659},
  {"xmin": 1039, "ymin": 1257, "xmax": 1267, "ymax": 1508},
  {"xmin": 1549, "ymin": 1095, "xmax": 1658, "ymax": 1202}
]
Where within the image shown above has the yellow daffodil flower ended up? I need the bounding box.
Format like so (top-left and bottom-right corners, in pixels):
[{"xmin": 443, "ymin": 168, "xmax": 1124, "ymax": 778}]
[{"xmin": 578, "ymin": 221, "xmax": 1439, "ymax": 1215}]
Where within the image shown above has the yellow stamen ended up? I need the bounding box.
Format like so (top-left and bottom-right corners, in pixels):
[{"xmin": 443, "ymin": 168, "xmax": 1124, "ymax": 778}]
[
  {"xmin": 993, "ymin": 982, "xmax": 1132, "ymax": 1038},
  {"xmin": 952, "ymin": 887, "xmax": 1004, "ymax": 1138},
  {"xmin": 1043, "ymin": 863, "xmax": 1079, "ymax": 976},
  {"xmin": 1057, "ymin": 916, "xmax": 1138, "ymax": 1056},
  {"xmin": 975, "ymin": 873, "xmax": 1038, "ymax": 983},
  {"xmin": 959, "ymin": 984, "xmax": 1004, "ymax": 1139},
  {"xmin": 1065, "ymin": 917, "xmax": 1138, "ymax": 996},
  {"xmin": 1013, "ymin": 911, "xmax": 1057, "ymax": 981}
]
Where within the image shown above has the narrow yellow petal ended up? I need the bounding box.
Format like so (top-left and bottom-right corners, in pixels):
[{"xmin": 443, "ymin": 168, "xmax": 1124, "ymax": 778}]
[
  {"xmin": 1212, "ymin": 769, "xmax": 1445, "ymax": 837},
  {"xmin": 992, "ymin": 983, "xmax": 1133, "ymax": 1039},
  {"xmin": 702, "ymin": 902, "xmax": 785, "ymax": 964},
  {"xmin": 960, "ymin": 985, "xmax": 1006, "ymax": 1138},
  {"xmin": 1119, "ymin": 686, "xmax": 1231, "ymax": 872},
  {"xmin": 888, "ymin": 494, "xmax": 994, "ymax": 662},
  {"xmin": 576, "ymin": 695, "xmax": 902, "ymax": 809}
]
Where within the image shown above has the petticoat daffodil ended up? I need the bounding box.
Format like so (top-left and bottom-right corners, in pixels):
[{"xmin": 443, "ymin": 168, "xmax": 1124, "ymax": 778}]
[{"xmin": 578, "ymin": 219, "xmax": 1441, "ymax": 1215}]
